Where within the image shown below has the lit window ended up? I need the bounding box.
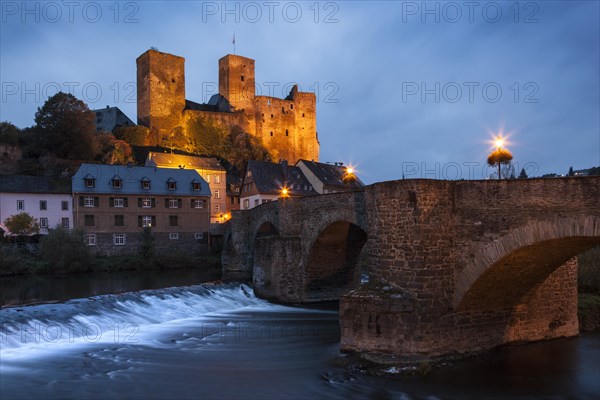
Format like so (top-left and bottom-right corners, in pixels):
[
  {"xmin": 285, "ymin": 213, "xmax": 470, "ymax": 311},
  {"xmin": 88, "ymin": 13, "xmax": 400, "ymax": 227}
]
[
  {"xmin": 61, "ymin": 218, "xmax": 69, "ymax": 228},
  {"xmin": 17, "ymin": 200, "xmax": 24, "ymax": 210},
  {"xmin": 113, "ymin": 234, "xmax": 126, "ymax": 245},
  {"xmin": 84, "ymin": 197, "xmax": 95, "ymax": 207},
  {"xmin": 84, "ymin": 234, "xmax": 96, "ymax": 246},
  {"xmin": 243, "ymin": 199, "xmax": 249, "ymax": 209},
  {"xmin": 169, "ymin": 233, "xmax": 179, "ymax": 240},
  {"xmin": 40, "ymin": 218, "xmax": 48, "ymax": 228},
  {"xmin": 168, "ymin": 199, "xmax": 179, "ymax": 208},
  {"xmin": 214, "ymin": 190, "xmax": 220, "ymax": 199},
  {"xmin": 114, "ymin": 197, "xmax": 124, "ymax": 208},
  {"xmin": 214, "ymin": 175, "xmax": 220, "ymax": 184},
  {"xmin": 247, "ymin": 170, "xmax": 252, "ymax": 177},
  {"xmin": 61, "ymin": 201, "xmax": 69, "ymax": 211},
  {"xmin": 193, "ymin": 199, "xmax": 204, "ymax": 209},
  {"xmin": 141, "ymin": 198, "xmax": 152, "ymax": 208},
  {"xmin": 142, "ymin": 216, "xmax": 152, "ymax": 227},
  {"xmin": 39, "ymin": 200, "xmax": 47, "ymax": 210}
]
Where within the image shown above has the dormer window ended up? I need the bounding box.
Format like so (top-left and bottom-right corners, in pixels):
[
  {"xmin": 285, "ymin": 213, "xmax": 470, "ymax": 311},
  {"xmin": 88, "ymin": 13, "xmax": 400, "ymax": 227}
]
[
  {"xmin": 192, "ymin": 180, "xmax": 201, "ymax": 191},
  {"xmin": 167, "ymin": 178, "xmax": 177, "ymax": 191},
  {"xmin": 84, "ymin": 175, "xmax": 95, "ymax": 188},
  {"xmin": 141, "ymin": 177, "xmax": 151, "ymax": 190},
  {"xmin": 112, "ymin": 176, "xmax": 122, "ymax": 189}
]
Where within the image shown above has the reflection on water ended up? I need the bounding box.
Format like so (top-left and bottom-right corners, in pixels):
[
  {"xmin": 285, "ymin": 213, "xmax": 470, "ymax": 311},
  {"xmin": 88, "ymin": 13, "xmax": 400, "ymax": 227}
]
[
  {"xmin": 0, "ymin": 282, "xmax": 598, "ymax": 399},
  {"xmin": 0, "ymin": 267, "xmax": 221, "ymax": 307}
]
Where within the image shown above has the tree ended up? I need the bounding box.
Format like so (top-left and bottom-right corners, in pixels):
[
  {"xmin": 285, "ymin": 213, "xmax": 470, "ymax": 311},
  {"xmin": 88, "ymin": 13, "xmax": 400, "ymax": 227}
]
[
  {"xmin": 568, "ymin": 166, "xmax": 574, "ymax": 176},
  {"xmin": 0, "ymin": 121, "xmax": 20, "ymax": 146},
  {"xmin": 114, "ymin": 125, "xmax": 150, "ymax": 146},
  {"xmin": 518, "ymin": 167, "xmax": 528, "ymax": 179},
  {"xmin": 487, "ymin": 148, "xmax": 513, "ymax": 180},
  {"xmin": 4, "ymin": 212, "xmax": 39, "ymax": 237},
  {"xmin": 39, "ymin": 227, "xmax": 91, "ymax": 272},
  {"xmin": 33, "ymin": 92, "xmax": 98, "ymax": 160},
  {"xmin": 140, "ymin": 226, "xmax": 155, "ymax": 262}
]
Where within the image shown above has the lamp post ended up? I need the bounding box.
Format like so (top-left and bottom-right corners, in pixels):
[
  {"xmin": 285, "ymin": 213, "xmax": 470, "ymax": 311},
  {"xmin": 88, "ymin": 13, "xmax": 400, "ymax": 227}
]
[{"xmin": 487, "ymin": 135, "xmax": 513, "ymax": 180}]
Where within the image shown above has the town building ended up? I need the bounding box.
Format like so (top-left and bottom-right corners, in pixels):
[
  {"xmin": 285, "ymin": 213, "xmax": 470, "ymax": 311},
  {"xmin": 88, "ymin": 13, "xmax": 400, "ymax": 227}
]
[
  {"xmin": 296, "ymin": 160, "xmax": 365, "ymax": 194},
  {"xmin": 136, "ymin": 49, "xmax": 319, "ymax": 164},
  {"xmin": 93, "ymin": 106, "xmax": 135, "ymax": 132},
  {"xmin": 72, "ymin": 163, "xmax": 211, "ymax": 255},
  {"xmin": 145, "ymin": 152, "xmax": 228, "ymax": 224},
  {"xmin": 226, "ymin": 175, "xmax": 241, "ymax": 212},
  {"xmin": 0, "ymin": 175, "xmax": 72, "ymax": 235},
  {"xmin": 240, "ymin": 160, "xmax": 317, "ymax": 210}
]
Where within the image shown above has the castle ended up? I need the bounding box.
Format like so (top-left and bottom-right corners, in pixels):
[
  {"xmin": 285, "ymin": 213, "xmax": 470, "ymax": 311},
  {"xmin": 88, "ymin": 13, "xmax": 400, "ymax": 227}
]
[{"xmin": 136, "ymin": 49, "xmax": 319, "ymax": 164}]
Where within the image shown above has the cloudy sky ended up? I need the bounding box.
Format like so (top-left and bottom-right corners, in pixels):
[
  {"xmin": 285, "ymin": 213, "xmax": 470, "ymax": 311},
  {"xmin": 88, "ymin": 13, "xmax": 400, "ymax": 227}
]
[{"xmin": 1, "ymin": 1, "xmax": 598, "ymax": 183}]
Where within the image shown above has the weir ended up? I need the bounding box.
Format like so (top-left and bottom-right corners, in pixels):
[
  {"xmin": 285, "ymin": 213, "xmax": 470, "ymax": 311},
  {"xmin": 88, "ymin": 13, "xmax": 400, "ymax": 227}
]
[{"xmin": 222, "ymin": 176, "xmax": 600, "ymax": 359}]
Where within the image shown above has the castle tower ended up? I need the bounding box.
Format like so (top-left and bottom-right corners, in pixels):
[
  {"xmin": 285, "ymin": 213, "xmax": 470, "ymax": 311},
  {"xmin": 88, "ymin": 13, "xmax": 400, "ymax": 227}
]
[
  {"xmin": 219, "ymin": 54, "xmax": 255, "ymax": 111},
  {"xmin": 137, "ymin": 50, "xmax": 186, "ymax": 138}
]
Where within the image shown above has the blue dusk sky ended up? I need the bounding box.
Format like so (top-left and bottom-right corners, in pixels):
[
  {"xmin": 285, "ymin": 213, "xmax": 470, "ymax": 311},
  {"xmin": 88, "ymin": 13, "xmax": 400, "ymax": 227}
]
[{"xmin": 1, "ymin": 1, "xmax": 598, "ymax": 183}]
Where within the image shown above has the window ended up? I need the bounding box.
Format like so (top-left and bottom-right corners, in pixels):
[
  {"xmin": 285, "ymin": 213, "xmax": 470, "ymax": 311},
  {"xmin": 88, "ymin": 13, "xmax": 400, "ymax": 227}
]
[
  {"xmin": 195, "ymin": 233, "xmax": 204, "ymax": 240},
  {"xmin": 39, "ymin": 200, "xmax": 47, "ymax": 210},
  {"xmin": 61, "ymin": 201, "xmax": 69, "ymax": 211},
  {"xmin": 214, "ymin": 175, "xmax": 220, "ymax": 184},
  {"xmin": 167, "ymin": 180, "xmax": 177, "ymax": 190},
  {"xmin": 169, "ymin": 233, "xmax": 179, "ymax": 240},
  {"xmin": 270, "ymin": 131, "xmax": 273, "ymax": 137},
  {"xmin": 214, "ymin": 190, "xmax": 220, "ymax": 199},
  {"xmin": 247, "ymin": 170, "xmax": 252, "ymax": 177},
  {"xmin": 254, "ymin": 199, "xmax": 259, "ymax": 207},
  {"xmin": 290, "ymin": 104, "xmax": 293, "ymax": 109},
  {"xmin": 113, "ymin": 234, "xmax": 126, "ymax": 246},
  {"xmin": 205, "ymin": 175, "xmax": 210, "ymax": 183},
  {"xmin": 84, "ymin": 215, "xmax": 95, "ymax": 226},
  {"xmin": 192, "ymin": 182, "xmax": 201, "ymax": 191},
  {"xmin": 302, "ymin": 113, "xmax": 305, "ymax": 117},
  {"xmin": 17, "ymin": 200, "xmax": 24, "ymax": 210},
  {"xmin": 241, "ymin": 75, "xmax": 244, "ymax": 81},
  {"xmin": 141, "ymin": 198, "xmax": 152, "ymax": 208},
  {"xmin": 215, "ymin": 204, "xmax": 220, "ymax": 213},
  {"xmin": 61, "ymin": 218, "xmax": 69, "ymax": 228},
  {"xmin": 192, "ymin": 199, "xmax": 204, "ymax": 209},
  {"xmin": 84, "ymin": 196, "xmax": 95, "ymax": 207},
  {"xmin": 142, "ymin": 216, "xmax": 152, "ymax": 228},
  {"xmin": 84, "ymin": 234, "xmax": 96, "ymax": 246},
  {"xmin": 169, "ymin": 215, "xmax": 178, "ymax": 226},
  {"xmin": 113, "ymin": 197, "xmax": 125, "ymax": 208},
  {"xmin": 168, "ymin": 199, "xmax": 179, "ymax": 208},
  {"xmin": 243, "ymin": 199, "xmax": 249, "ymax": 209},
  {"xmin": 142, "ymin": 179, "xmax": 151, "ymax": 190},
  {"xmin": 85, "ymin": 178, "xmax": 95, "ymax": 188},
  {"xmin": 112, "ymin": 178, "xmax": 122, "ymax": 189},
  {"xmin": 40, "ymin": 218, "xmax": 48, "ymax": 228},
  {"xmin": 285, "ymin": 129, "xmax": 289, "ymax": 136},
  {"xmin": 114, "ymin": 215, "xmax": 124, "ymax": 227}
]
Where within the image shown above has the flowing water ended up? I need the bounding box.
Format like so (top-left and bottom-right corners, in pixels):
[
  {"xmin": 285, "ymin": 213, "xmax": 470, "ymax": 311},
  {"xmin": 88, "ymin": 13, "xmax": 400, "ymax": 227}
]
[{"xmin": 1, "ymin": 277, "xmax": 598, "ymax": 399}]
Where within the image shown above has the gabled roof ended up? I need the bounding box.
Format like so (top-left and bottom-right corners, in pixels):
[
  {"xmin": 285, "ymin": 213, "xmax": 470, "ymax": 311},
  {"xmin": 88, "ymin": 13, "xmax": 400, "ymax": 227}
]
[
  {"xmin": 244, "ymin": 160, "xmax": 317, "ymax": 196},
  {"xmin": 0, "ymin": 175, "xmax": 71, "ymax": 194},
  {"xmin": 72, "ymin": 163, "xmax": 211, "ymax": 196},
  {"xmin": 146, "ymin": 152, "xmax": 226, "ymax": 171},
  {"xmin": 297, "ymin": 160, "xmax": 365, "ymax": 189}
]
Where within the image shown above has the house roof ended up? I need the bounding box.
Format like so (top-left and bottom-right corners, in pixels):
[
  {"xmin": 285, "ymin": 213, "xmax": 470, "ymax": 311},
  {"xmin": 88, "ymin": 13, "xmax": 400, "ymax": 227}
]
[
  {"xmin": 297, "ymin": 160, "xmax": 365, "ymax": 189},
  {"xmin": 245, "ymin": 160, "xmax": 317, "ymax": 196},
  {"xmin": 72, "ymin": 163, "xmax": 211, "ymax": 196},
  {"xmin": 146, "ymin": 152, "xmax": 226, "ymax": 172},
  {"xmin": 0, "ymin": 175, "xmax": 71, "ymax": 194}
]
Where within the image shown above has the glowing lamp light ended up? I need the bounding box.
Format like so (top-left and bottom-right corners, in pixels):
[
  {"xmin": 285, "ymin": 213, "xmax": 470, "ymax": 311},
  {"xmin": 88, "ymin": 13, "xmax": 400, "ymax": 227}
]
[
  {"xmin": 494, "ymin": 136, "xmax": 504, "ymax": 149},
  {"xmin": 280, "ymin": 187, "xmax": 289, "ymax": 198},
  {"xmin": 346, "ymin": 167, "xmax": 355, "ymax": 175}
]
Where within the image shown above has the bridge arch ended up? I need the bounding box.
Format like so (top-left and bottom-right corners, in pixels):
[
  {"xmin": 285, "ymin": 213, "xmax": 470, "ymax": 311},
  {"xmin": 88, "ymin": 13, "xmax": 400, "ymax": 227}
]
[
  {"xmin": 304, "ymin": 220, "xmax": 368, "ymax": 301},
  {"xmin": 455, "ymin": 216, "xmax": 600, "ymax": 311}
]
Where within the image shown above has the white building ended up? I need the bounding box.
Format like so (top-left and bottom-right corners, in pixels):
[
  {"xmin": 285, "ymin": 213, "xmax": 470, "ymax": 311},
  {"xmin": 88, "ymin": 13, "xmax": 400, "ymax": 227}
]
[{"xmin": 0, "ymin": 175, "xmax": 72, "ymax": 235}]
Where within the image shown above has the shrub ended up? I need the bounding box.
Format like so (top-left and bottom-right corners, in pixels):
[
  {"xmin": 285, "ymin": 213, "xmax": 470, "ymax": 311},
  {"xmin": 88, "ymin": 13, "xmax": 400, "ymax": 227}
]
[{"xmin": 39, "ymin": 227, "xmax": 91, "ymax": 273}]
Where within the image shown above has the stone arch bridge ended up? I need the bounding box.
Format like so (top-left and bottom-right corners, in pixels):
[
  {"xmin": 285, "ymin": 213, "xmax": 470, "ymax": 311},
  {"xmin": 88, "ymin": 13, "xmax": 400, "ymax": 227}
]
[{"xmin": 222, "ymin": 177, "xmax": 600, "ymax": 358}]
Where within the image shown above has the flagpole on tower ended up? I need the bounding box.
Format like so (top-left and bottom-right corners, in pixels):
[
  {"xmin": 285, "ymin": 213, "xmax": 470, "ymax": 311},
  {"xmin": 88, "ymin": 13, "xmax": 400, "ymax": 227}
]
[{"xmin": 233, "ymin": 31, "xmax": 236, "ymax": 55}]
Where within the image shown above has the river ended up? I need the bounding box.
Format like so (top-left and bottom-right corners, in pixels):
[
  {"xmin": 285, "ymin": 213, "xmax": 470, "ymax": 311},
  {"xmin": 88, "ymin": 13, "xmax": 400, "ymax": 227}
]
[{"xmin": 1, "ymin": 271, "xmax": 598, "ymax": 399}]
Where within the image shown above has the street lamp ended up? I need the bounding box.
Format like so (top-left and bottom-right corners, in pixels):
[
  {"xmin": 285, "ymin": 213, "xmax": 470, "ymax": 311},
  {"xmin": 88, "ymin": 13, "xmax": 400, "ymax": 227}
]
[
  {"xmin": 487, "ymin": 134, "xmax": 513, "ymax": 180},
  {"xmin": 280, "ymin": 187, "xmax": 289, "ymax": 198}
]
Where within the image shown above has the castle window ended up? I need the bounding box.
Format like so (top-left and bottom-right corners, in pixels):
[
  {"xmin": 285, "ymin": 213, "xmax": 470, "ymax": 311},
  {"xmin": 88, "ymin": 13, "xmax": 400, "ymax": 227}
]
[
  {"xmin": 261, "ymin": 113, "xmax": 264, "ymax": 117},
  {"xmin": 285, "ymin": 129, "xmax": 289, "ymax": 136},
  {"xmin": 172, "ymin": 79, "xmax": 175, "ymax": 83},
  {"xmin": 241, "ymin": 75, "xmax": 244, "ymax": 81},
  {"xmin": 271, "ymin": 114, "xmax": 274, "ymax": 118},
  {"xmin": 270, "ymin": 132, "xmax": 273, "ymax": 136},
  {"xmin": 290, "ymin": 104, "xmax": 293, "ymax": 109},
  {"xmin": 282, "ymin": 107, "xmax": 285, "ymax": 113},
  {"xmin": 302, "ymin": 113, "xmax": 305, "ymax": 117}
]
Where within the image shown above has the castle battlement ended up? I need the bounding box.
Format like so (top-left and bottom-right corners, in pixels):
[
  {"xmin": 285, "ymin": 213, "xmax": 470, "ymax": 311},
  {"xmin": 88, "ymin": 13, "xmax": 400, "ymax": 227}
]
[{"xmin": 137, "ymin": 49, "xmax": 319, "ymax": 163}]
